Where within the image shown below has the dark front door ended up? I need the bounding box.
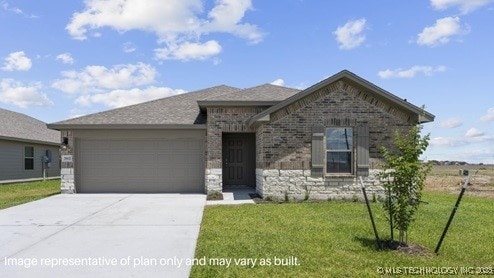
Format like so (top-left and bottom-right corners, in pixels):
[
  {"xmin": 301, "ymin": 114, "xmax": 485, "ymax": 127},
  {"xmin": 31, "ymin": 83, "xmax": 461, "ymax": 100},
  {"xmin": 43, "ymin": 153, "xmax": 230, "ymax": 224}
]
[{"xmin": 222, "ymin": 133, "xmax": 255, "ymax": 187}]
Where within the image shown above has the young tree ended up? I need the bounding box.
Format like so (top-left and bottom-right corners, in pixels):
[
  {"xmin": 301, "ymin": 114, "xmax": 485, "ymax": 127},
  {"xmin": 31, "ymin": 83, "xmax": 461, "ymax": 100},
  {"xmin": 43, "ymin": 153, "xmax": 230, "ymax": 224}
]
[{"xmin": 380, "ymin": 124, "xmax": 432, "ymax": 246}]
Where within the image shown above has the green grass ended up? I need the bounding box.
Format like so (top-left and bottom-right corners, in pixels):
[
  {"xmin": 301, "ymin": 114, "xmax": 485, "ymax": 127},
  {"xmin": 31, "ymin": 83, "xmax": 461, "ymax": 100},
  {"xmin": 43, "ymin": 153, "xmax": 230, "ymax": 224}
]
[
  {"xmin": 0, "ymin": 179, "xmax": 60, "ymax": 210},
  {"xmin": 191, "ymin": 192, "xmax": 494, "ymax": 277}
]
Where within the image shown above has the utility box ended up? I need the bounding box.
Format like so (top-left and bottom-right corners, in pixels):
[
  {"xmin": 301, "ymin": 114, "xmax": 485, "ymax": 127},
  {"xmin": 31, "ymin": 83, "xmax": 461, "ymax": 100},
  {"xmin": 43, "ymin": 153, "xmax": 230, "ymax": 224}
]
[{"xmin": 459, "ymin": 169, "xmax": 469, "ymax": 176}]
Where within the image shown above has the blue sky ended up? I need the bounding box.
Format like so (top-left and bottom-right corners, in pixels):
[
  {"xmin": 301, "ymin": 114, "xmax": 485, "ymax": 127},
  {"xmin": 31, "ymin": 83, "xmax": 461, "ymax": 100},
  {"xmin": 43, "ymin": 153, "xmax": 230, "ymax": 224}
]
[{"xmin": 0, "ymin": 0, "xmax": 493, "ymax": 163}]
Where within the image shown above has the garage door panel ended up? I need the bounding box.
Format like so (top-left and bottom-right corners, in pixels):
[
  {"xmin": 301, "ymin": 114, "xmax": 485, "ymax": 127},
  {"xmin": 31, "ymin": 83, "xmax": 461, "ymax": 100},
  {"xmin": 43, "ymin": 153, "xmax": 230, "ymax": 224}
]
[
  {"xmin": 83, "ymin": 153, "xmax": 157, "ymax": 165},
  {"xmin": 77, "ymin": 138, "xmax": 204, "ymax": 193},
  {"xmin": 85, "ymin": 140, "xmax": 156, "ymax": 151}
]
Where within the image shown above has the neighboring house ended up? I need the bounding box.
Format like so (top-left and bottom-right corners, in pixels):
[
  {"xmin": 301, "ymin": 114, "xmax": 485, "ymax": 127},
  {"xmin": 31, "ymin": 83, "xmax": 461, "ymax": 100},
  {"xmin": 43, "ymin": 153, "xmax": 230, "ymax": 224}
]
[
  {"xmin": 48, "ymin": 70, "xmax": 434, "ymax": 200},
  {"xmin": 0, "ymin": 108, "xmax": 61, "ymax": 181}
]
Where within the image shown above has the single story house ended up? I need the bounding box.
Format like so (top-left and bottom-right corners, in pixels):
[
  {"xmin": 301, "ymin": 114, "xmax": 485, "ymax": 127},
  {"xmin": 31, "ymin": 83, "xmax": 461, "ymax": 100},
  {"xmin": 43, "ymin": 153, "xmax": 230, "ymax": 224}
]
[
  {"xmin": 0, "ymin": 108, "xmax": 61, "ymax": 181},
  {"xmin": 48, "ymin": 70, "xmax": 434, "ymax": 200}
]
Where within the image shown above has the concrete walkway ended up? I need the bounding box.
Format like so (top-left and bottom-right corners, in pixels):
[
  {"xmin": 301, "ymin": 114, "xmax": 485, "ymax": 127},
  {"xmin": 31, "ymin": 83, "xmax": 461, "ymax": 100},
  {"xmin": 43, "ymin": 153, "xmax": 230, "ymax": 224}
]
[
  {"xmin": 0, "ymin": 194, "xmax": 205, "ymax": 277},
  {"xmin": 206, "ymin": 187, "xmax": 257, "ymax": 205}
]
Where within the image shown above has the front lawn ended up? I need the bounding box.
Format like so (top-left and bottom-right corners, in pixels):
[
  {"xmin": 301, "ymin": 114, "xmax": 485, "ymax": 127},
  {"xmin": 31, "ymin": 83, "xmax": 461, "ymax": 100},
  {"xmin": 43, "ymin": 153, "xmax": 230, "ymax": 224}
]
[
  {"xmin": 191, "ymin": 192, "xmax": 494, "ymax": 277},
  {"xmin": 0, "ymin": 179, "xmax": 60, "ymax": 210}
]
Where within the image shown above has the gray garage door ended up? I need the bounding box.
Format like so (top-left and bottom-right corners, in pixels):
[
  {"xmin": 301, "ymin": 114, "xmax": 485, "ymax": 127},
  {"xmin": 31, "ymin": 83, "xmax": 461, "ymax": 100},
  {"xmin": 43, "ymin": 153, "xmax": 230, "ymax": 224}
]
[{"xmin": 76, "ymin": 138, "xmax": 204, "ymax": 193}]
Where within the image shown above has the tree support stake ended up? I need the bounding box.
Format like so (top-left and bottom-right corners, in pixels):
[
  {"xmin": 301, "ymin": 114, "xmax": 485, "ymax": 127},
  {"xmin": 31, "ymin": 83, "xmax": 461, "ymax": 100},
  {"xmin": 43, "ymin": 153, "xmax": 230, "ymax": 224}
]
[
  {"xmin": 434, "ymin": 174, "xmax": 472, "ymax": 254},
  {"xmin": 360, "ymin": 177, "xmax": 381, "ymax": 249}
]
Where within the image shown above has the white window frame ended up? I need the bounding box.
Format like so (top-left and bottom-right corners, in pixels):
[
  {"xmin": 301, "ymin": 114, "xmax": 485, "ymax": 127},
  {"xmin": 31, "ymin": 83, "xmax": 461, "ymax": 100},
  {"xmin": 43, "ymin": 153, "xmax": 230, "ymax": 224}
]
[{"xmin": 24, "ymin": 146, "xmax": 34, "ymax": 170}]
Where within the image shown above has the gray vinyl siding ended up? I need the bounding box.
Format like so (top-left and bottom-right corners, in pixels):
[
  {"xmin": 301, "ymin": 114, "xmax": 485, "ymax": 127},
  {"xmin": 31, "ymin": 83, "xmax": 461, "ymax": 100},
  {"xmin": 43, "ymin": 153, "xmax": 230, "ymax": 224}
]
[{"xmin": 0, "ymin": 139, "xmax": 60, "ymax": 181}]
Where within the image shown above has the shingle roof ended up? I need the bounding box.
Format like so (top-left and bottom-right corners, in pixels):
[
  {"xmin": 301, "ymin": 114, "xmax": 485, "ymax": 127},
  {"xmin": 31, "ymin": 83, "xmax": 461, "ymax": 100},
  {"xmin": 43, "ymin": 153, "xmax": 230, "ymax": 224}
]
[
  {"xmin": 0, "ymin": 108, "xmax": 60, "ymax": 145},
  {"xmin": 49, "ymin": 71, "xmax": 434, "ymax": 130},
  {"xmin": 49, "ymin": 85, "xmax": 240, "ymax": 128},
  {"xmin": 204, "ymin": 84, "xmax": 300, "ymax": 102}
]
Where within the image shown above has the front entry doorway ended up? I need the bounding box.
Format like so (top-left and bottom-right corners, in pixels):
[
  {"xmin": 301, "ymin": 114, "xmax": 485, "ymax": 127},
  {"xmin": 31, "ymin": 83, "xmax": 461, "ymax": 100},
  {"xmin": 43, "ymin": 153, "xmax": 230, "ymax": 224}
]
[{"xmin": 222, "ymin": 133, "xmax": 256, "ymax": 188}]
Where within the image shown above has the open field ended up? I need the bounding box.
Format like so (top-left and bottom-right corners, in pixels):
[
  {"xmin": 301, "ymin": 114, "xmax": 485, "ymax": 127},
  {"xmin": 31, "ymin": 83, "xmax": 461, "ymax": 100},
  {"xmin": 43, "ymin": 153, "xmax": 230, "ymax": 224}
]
[{"xmin": 426, "ymin": 165, "xmax": 494, "ymax": 198}]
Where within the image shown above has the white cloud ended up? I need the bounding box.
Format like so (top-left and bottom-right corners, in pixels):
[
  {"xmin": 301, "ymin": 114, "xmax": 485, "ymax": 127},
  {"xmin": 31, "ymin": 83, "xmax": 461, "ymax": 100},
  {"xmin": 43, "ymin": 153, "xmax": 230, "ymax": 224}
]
[
  {"xmin": 431, "ymin": 0, "xmax": 494, "ymax": 14},
  {"xmin": 431, "ymin": 132, "xmax": 494, "ymax": 147},
  {"xmin": 1, "ymin": 1, "xmax": 22, "ymax": 14},
  {"xmin": 75, "ymin": 86, "xmax": 185, "ymax": 108},
  {"xmin": 480, "ymin": 107, "xmax": 494, "ymax": 122},
  {"xmin": 454, "ymin": 148, "xmax": 494, "ymax": 164},
  {"xmin": 429, "ymin": 130, "xmax": 494, "ymax": 163},
  {"xmin": 430, "ymin": 136, "xmax": 464, "ymax": 147},
  {"xmin": 56, "ymin": 53, "xmax": 74, "ymax": 64},
  {"xmin": 0, "ymin": 79, "xmax": 53, "ymax": 108},
  {"xmin": 202, "ymin": 0, "xmax": 263, "ymax": 44},
  {"xmin": 378, "ymin": 65, "xmax": 446, "ymax": 79},
  {"xmin": 65, "ymin": 0, "xmax": 263, "ymax": 61},
  {"xmin": 212, "ymin": 57, "xmax": 221, "ymax": 65},
  {"xmin": 333, "ymin": 18, "xmax": 367, "ymax": 50},
  {"xmin": 154, "ymin": 40, "xmax": 222, "ymax": 61},
  {"xmin": 51, "ymin": 62, "xmax": 187, "ymax": 109},
  {"xmin": 417, "ymin": 17, "xmax": 469, "ymax": 47},
  {"xmin": 1, "ymin": 1, "xmax": 37, "ymax": 18},
  {"xmin": 52, "ymin": 63, "xmax": 156, "ymax": 94},
  {"xmin": 123, "ymin": 42, "xmax": 137, "ymax": 53},
  {"xmin": 439, "ymin": 117, "xmax": 463, "ymax": 128},
  {"xmin": 270, "ymin": 78, "xmax": 285, "ymax": 86},
  {"xmin": 2, "ymin": 51, "xmax": 32, "ymax": 71},
  {"xmin": 465, "ymin": 127, "xmax": 485, "ymax": 137}
]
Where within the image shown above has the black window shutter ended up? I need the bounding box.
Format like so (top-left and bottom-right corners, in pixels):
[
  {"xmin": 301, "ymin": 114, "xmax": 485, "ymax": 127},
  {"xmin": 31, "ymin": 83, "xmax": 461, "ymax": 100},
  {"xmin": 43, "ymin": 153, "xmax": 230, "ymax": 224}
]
[
  {"xmin": 311, "ymin": 125, "xmax": 325, "ymax": 177},
  {"xmin": 356, "ymin": 125, "xmax": 370, "ymax": 176}
]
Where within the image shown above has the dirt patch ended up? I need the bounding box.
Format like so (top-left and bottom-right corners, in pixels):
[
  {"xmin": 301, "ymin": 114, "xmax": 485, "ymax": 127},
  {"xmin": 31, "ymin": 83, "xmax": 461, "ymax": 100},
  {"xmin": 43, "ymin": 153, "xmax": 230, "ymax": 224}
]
[
  {"xmin": 425, "ymin": 165, "xmax": 494, "ymax": 198},
  {"xmin": 396, "ymin": 243, "xmax": 432, "ymax": 256},
  {"xmin": 206, "ymin": 192, "xmax": 224, "ymax": 200},
  {"xmin": 381, "ymin": 240, "xmax": 433, "ymax": 257}
]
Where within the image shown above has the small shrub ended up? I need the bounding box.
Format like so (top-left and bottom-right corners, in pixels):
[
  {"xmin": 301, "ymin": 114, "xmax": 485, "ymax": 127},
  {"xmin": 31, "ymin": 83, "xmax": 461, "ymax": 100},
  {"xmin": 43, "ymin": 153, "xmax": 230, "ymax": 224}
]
[
  {"xmin": 264, "ymin": 196, "xmax": 274, "ymax": 202},
  {"xmin": 206, "ymin": 191, "xmax": 223, "ymax": 201}
]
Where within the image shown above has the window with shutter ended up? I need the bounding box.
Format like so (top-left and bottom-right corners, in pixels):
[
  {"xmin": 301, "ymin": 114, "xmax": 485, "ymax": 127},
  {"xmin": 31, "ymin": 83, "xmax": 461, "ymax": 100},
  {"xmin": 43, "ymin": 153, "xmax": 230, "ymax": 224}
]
[{"xmin": 312, "ymin": 123, "xmax": 370, "ymax": 178}]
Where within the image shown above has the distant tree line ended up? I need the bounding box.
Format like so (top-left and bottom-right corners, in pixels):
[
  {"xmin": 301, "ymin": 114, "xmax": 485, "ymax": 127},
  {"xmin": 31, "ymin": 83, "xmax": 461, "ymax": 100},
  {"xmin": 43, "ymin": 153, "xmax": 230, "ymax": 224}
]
[{"xmin": 428, "ymin": 160, "xmax": 482, "ymax": 166}]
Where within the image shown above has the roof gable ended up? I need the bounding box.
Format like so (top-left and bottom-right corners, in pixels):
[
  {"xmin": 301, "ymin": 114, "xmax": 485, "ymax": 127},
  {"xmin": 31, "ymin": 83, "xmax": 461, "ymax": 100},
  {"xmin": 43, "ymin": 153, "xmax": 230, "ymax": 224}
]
[
  {"xmin": 0, "ymin": 108, "xmax": 60, "ymax": 145},
  {"xmin": 247, "ymin": 70, "xmax": 435, "ymax": 127}
]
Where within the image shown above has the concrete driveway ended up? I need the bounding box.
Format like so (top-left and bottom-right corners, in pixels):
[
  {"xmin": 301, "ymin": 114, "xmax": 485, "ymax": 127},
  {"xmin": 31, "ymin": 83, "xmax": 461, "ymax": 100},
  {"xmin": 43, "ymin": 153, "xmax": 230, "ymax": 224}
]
[{"xmin": 0, "ymin": 194, "xmax": 206, "ymax": 277}]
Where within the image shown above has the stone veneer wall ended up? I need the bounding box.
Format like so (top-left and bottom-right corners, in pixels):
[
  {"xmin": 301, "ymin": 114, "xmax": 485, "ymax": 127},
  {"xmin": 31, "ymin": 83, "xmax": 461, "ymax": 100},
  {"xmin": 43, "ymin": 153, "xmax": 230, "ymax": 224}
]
[
  {"xmin": 205, "ymin": 168, "xmax": 222, "ymax": 193},
  {"xmin": 60, "ymin": 130, "xmax": 75, "ymax": 193},
  {"xmin": 256, "ymin": 80, "xmax": 415, "ymax": 200},
  {"xmin": 205, "ymin": 106, "xmax": 266, "ymax": 194},
  {"xmin": 256, "ymin": 168, "xmax": 385, "ymax": 201}
]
